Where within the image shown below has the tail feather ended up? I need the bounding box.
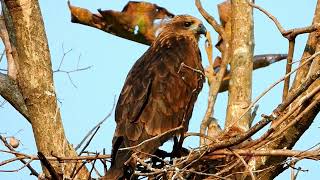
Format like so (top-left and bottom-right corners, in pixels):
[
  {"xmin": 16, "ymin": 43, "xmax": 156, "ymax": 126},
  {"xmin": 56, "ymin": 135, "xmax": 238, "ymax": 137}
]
[
  {"xmin": 104, "ymin": 136, "xmax": 131, "ymax": 179},
  {"xmin": 103, "ymin": 166, "xmax": 124, "ymax": 179}
]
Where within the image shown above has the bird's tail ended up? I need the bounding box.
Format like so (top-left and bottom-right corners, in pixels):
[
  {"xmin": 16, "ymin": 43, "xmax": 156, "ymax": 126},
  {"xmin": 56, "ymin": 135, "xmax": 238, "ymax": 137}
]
[
  {"xmin": 103, "ymin": 166, "xmax": 124, "ymax": 180},
  {"xmin": 103, "ymin": 136, "xmax": 131, "ymax": 179}
]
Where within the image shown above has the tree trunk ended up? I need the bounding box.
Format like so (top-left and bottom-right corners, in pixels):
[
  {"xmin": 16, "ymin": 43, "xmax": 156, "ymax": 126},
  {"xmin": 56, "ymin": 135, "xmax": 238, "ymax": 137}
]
[
  {"xmin": 3, "ymin": 0, "xmax": 88, "ymax": 178},
  {"xmin": 290, "ymin": 0, "xmax": 320, "ymax": 92},
  {"xmin": 226, "ymin": 0, "xmax": 254, "ymax": 132},
  {"xmin": 246, "ymin": 1, "xmax": 320, "ymax": 178}
]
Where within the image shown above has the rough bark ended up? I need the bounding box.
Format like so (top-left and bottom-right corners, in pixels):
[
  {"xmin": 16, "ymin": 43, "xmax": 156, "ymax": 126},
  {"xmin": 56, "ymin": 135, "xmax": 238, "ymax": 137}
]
[
  {"xmin": 225, "ymin": 0, "xmax": 254, "ymax": 132},
  {"xmin": 0, "ymin": 72, "xmax": 29, "ymax": 120},
  {"xmin": 250, "ymin": 84, "xmax": 320, "ymax": 180},
  {"xmin": 290, "ymin": 0, "xmax": 320, "ymax": 92},
  {"xmin": 3, "ymin": 0, "xmax": 88, "ymax": 178},
  {"xmin": 246, "ymin": 1, "xmax": 320, "ymax": 179}
]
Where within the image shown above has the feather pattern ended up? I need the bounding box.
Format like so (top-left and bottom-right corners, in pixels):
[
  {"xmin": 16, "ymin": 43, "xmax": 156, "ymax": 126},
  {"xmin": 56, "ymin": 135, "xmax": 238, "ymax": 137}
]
[{"xmin": 105, "ymin": 15, "xmax": 206, "ymax": 179}]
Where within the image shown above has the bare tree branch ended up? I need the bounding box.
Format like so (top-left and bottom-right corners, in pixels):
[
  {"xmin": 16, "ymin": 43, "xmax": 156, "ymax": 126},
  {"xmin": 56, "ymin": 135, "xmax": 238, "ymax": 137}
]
[
  {"xmin": 291, "ymin": 1, "xmax": 320, "ymax": 92},
  {"xmin": 198, "ymin": 9, "xmax": 231, "ymax": 145},
  {"xmin": 0, "ymin": 5, "xmax": 17, "ymax": 79},
  {"xmin": 230, "ymin": 149, "xmax": 255, "ymax": 180},
  {"xmin": 3, "ymin": 0, "xmax": 89, "ymax": 177},
  {"xmin": 0, "ymin": 72, "xmax": 29, "ymax": 121},
  {"xmin": 0, "ymin": 135, "xmax": 38, "ymax": 177},
  {"xmin": 195, "ymin": 0, "xmax": 225, "ymax": 38},
  {"xmin": 75, "ymin": 97, "xmax": 115, "ymax": 150},
  {"xmin": 248, "ymin": 1, "xmax": 319, "ymax": 39},
  {"xmin": 234, "ymin": 51, "xmax": 320, "ymax": 128},
  {"xmin": 283, "ymin": 40, "xmax": 295, "ymax": 100},
  {"xmin": 38, "ymin": 152, "xmax": 62, "ymax": 180},
  {"xmin": 206, "ymin": 149, "xmax": 320, "ymax": 160},
  {"xmin": 248, "ymin": 0, "xmax": 320, "ymax": 100}
]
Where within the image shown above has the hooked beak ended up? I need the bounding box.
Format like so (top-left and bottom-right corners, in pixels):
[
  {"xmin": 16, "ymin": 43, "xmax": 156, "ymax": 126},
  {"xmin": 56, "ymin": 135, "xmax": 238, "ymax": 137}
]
[{"xmin": 197, "ymin": 24, "xmax": 207, "ymax": 35}]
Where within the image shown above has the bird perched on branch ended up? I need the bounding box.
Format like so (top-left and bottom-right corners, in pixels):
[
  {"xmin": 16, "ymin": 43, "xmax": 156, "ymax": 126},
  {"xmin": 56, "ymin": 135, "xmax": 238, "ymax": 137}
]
[{"xmin": 105, "ymin": 15, "xmax": 206, "ymax": 179}]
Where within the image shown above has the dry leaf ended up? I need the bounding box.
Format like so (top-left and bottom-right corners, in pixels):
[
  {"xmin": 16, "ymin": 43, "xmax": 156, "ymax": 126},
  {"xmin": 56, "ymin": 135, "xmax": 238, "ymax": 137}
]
[{"xmin": 69, "ymin": 1, "xmax": 174, "ymax": 45}]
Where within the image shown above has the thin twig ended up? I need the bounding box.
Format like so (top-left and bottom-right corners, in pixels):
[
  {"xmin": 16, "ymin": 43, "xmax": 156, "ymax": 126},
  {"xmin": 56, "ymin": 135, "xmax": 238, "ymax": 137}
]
[
  {"xmin": 248, "ymin": 1, "xmax": 319, "ymax": 39},
  {"xmin": 182, "ymin": 169, "xmax": 228, "ymax": 180},
  {"xmin": 271, "ymin": 89, "xmax": 320, "ymax": 139},
  {"xmin": 206, "ymin": 149, "xmax": 320, "ymax": 160},
  {"xmin": 75, "ymin": 97, "xmax": 116, "ymax": 150},
  {"xmin": 0, "ymin": 14, "xmax": 16, "ymax": 79},
  {"xmin": 57, "ymin": 44, "xmax": 72, "ymax": 70},
  {"xmin": 38, "ymin": 152, "xmax": 61, "ymax": 180},
  {"xmin": 235, "ymin": 51, "xmax": 320, "ymax": 125},
  {"xmin": 185, "ymin": 132, "xmax": 218, "ymax": 143},
  {"xmin": 283, "ymin": 40, "xmax": 296, "ymax": 100},
  {"xmin": 79, "ymin": 126, "xmax": 101, "ymax": 156},
  {"xmin": 87, "ymin": 153, "xmax": 98, "ymax": 180},
  {"xmin": 71, "ymin": 126, "xmax": 102, "ymax": 177},
  {"xmin": 0, "ymin": 49, "xmax": 5, "ymax": 64},
  {"xmin": 248, "ymin": 0, "xmax": 319, "ymax": 103},
  {"xmin": 93, "ymin": 165, "xmax": 102, "ymax": 178},
  {"xmin": 0, "ymin": 159, "xmax": 33, "ymax": 173},
  {"xmin": 119, "ymin": 126, "xmax": 184, "ymax": 151},
  {"xmin": 0, "ymin": 135, "xmax": 39, "ymax": 177},
  {"xmin": 230, "ymin": 149, "xmax": 255, "ymax": 180},
  {"xmin": 195, "ymin": 0, "xmax": 225, "ymax": 38},
  {"xmin": 214, "ymin": 159, "xmax": 242, "ymax": 177},
  {"xmin": 101, "ymin": 148, "xmax": 108, "ymax": 175},
  {"xmin": 71, "ymin": 161, "xmax": 87, "ymax": 179},
  {"xmin": 0, "ymin": 149, "xmax": 111, "ymax": 161},
  {"xmin": 275, "ymin": 70, "xmax": 320, "ymax": 115},
  {"xmin": 200, "ymin": 32, "xmax": 216, "ymax": 146},
  {"xmin": 290, "ymin": 161, "xmax": 296, "ymax": 180},
  {"xmin": 53, "ymin": 45, "xmax": 92, "ymax": 88},
  {"xmin": 0, "ymin": 156, "xmax": 26, "ymax": 166},
  {"xmin": 76, "ymin": 96, "xmax": 115, "ymax": 150},
  {"xmin": 200, "ymin": 32, "xmax": 230, "ymax": 146},
  {"xmin": 70, "ymin": 98, "xmax": 115, "ymax": 178},
  {"xmin": 176, "ymin": 117, "xmax": 272, "ymax": 170},
  {"xmin": 247, "ymin": 76, "xmax": 320, "ymax": 148}
]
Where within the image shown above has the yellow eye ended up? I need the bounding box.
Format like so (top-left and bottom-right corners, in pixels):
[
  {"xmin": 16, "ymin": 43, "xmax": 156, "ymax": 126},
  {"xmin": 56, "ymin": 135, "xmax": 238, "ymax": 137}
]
[{"xmin": 184, "ymin": 22, "xmax": 192, "ymax": 27}]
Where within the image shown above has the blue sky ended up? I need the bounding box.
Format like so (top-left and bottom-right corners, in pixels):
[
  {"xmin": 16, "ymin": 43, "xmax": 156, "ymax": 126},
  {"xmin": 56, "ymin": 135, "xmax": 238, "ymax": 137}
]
[{"xmin": 0, "ymin": 0, "xmax": 319, "ymax": 179}]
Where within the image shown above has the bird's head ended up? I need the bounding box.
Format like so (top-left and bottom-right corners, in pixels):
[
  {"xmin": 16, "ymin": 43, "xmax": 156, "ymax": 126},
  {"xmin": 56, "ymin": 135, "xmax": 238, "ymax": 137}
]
[{"xmin": 155, "ymin": 15, "xmax": 207, "ymax": 40}]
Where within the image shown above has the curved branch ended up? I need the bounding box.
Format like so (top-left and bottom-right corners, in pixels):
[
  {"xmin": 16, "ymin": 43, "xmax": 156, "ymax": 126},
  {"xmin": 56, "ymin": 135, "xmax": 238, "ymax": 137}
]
[
  {"xmin": 195, "ymin": 0, "xmax": 226, "ymax": 38},
  {"xmin": 0, "ymin": 14, "xmax": 16, "ymax": 79},
  {"xmin": 0, "ymin": 72, "xmax": 29, "ymax": 121}
]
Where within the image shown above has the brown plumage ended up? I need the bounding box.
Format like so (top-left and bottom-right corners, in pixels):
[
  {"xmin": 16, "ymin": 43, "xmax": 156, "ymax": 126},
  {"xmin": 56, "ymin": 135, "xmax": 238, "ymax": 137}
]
[{"xmin": 105, "ymin": 15, "xmax": 206, "ymax": 179}]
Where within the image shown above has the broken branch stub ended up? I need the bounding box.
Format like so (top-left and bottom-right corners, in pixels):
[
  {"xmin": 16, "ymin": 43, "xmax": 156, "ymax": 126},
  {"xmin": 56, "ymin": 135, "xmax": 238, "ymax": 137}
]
[{"xmin": 69, "ymin": 1, "xmax": 174, "ymax": 45}]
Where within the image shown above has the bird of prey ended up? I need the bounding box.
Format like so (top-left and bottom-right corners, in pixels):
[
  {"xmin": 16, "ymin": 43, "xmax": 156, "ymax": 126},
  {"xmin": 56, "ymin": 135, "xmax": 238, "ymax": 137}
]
[{"xmin": 105, "ymin": 15, "xmax": 206, "ymax": 179}]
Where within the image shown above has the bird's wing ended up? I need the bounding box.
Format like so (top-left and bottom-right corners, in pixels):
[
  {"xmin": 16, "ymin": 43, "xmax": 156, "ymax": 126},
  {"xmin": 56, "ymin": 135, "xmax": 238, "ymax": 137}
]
[
  {"xmin": 114, "ymin": 55, "xmax": 153, "ymax": 140},
  {"xmin": 115, "ymin": 36, "xmax": 203, "ymax": 142},
  {"xmin": 140, "ymin": 38, "xmax": 204, "ymax": 137},
  {"xmin": 140, "ymin": 68, "xmax": 192, "ymax": 137}
]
